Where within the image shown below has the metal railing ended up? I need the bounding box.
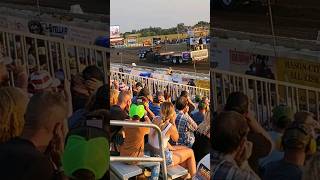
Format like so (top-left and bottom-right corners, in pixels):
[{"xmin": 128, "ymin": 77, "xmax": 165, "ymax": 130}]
[
  {"xmin": 111, "ymin": 71, "xmax": 210, "ymax": 100},
  {"xmin": 0, "ymin": 27, "xmax": 108, "ymax": 82},
  {"xmin": 211, "ymin": 68, "xmax": 320, "ymax": 127},
  {"xmin": 110, "ymin": 120, "xmax": 168, "ymax": 180}
]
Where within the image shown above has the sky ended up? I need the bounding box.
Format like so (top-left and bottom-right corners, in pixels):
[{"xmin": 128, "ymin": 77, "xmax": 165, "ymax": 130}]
[{"xmin": 110, "ymin": 0, "xmax": 210, "ymax": 33}]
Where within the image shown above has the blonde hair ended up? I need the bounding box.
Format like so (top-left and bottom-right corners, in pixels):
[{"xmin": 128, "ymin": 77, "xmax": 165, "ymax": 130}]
[
  {"xmin": 303, "ymin": 153, "xmax": 320, "ymax": 180},
  {"xmin": 158, "ymin": 102, "xmax": 176, "ymax": 130},
  {"xmin": 110, "ymin": 89, "xmax": 119, "ymax": 106},
  {"xmin": 0, "ymin": 87, "xmax": 28, "ymax": 143},
  {"xmin": 25, "ymin": 91, "xmax": 68, "ymax": 130},
  {"xmin": 197, "ymin": 111, "xmax": 210, "ymax": 138}
]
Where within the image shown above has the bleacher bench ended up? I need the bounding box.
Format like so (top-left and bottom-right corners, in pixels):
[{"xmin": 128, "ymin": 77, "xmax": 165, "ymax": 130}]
[
  {"xmin": 110, "ymin": 162, "xmax": 143, "ymax": 180},
  {"xmin": 161, "ymin": 165, "xmax": 189, "ymax": 180}
]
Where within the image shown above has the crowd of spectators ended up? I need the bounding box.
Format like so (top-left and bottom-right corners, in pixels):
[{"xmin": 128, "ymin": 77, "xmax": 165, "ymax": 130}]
[
  {"xmin": 0, "ymin": 57, "xmax": 109, "ymax": 180},
  {"xmin": 0, "ymin": 55, "xmax": 211, "ymax": 179},
  {"xmin": 211, "ymin": 91, "xmax": 320, "ymax": 180},
  {"xmin": 110, "ymin": 79, "xmax": 211, "ymax": 179}
]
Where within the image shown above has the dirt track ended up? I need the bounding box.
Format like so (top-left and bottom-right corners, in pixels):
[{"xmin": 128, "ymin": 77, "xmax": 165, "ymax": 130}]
[
  {"xmin": 212, "ymin": 3, "xmax": 320, "ymax": 40},
  {"xmin": 110, "ymin": 44, "xmax": 210, "ymax": 74}
]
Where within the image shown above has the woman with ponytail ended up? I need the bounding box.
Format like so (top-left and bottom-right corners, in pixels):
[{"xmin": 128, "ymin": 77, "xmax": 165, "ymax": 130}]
[{"xmin": 149, "ymin": 102, "xmax": 196, "ymax": 179}]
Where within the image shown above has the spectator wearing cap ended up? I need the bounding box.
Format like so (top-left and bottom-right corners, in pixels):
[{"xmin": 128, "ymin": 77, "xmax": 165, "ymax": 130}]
[
  {"xmin": 191, "ymin": 100, "xmax": 208, "ymax": 125},
  {"xmin": 119, "ymin": 82, "xmax": 129, "ymax": 91},
  {"xmin": 173, "ymin": 96, "xmax": 198, "ymax": 148},
  {"xmin": 224, "ymin": 92, "xmax": 273, "ymax": 174},
  {"xmin": 29, "ymin": 70, "xmax": 61, "ymax": 93},
  {"xmin": 133, "ymin": 87, "xmax": 155, "ymax": 119},
  {"xmin": 263, "ymin": 123, "xmax": 316, "ymax": 180},
  {"xmin": 62, "ymin": 126, "xmax": 109, "ymax": 180},
  {"xmin": 211, "ymin": 111, "xmax": 259, "ymax": 180},
  {"xmin": 133, "ymin": 82, "xmax": 143, "ymax": 97},
  {"xmin": 259, "ymin": 105, "xmax": 293, "ymax": 171},
  {"xmin": 149, "ymin": 91, "xmax": 165, "ymax": 117},
  {"xmin": 0, "ymin": 87, "xmax": 28, "ymax": 143},
  {"xmin": 120, "ymin": 104, "xmax": 160, "ymax": 180},
  {"xmin": 0, "ymin": 92, "xmax": 68, "ymax": 179}
]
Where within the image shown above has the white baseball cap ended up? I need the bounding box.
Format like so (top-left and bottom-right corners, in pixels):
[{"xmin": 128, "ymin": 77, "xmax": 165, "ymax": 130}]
[{"xmin": 30, "ymin": 70, "xmax": 61, "ymax": 92}]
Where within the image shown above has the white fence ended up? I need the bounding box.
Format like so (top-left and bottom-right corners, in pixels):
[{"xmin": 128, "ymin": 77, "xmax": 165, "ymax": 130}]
[
  {"xmin": 211, "ymin": 68, "xmax": 320, "ymax": 127},
  {"xmin": 0, "ymin": 27, "xmax": 108, "ymax": 82},
  {"xmin": 111, "ymin": 71, "xmax": 210, "ymax": 100}
]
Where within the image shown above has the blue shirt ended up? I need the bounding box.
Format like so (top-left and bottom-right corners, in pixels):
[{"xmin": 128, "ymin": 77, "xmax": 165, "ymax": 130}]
[
  {"xmin": 191, "ymin": 111, "xmax": 205, "ymax": 125},
  {"xmin": 149, "ymin": 103, "xmax": 161, "ymax": 116}
]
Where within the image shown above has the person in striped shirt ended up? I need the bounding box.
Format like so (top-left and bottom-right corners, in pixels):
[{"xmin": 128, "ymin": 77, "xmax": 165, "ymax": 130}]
[
  {"xmin": 174, "ymin": 96, "xmax": 198, "ymax": 148},
  {"xmin": 211, "ymin": 111, "xmax": 260, "ymax": 180}
]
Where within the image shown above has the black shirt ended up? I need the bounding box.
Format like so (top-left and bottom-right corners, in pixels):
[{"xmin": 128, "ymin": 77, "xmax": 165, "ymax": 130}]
[
  {"xmin": 110, "ymin": 105, "xmax": 129, "ymax": 138},
  {"xmin": 192, "ymin": 132, "xmax": 211, "ymax": 163},
  {"xmin": 0, "ymin": 138, "xmax": 55, "ymax": 180},
  {"xmin": 110, "ymin": 105, "xmax": 129, "ymax": 121},
  {"xmin": 263, "ymin": 159, "xmax": 302, "ymax": 180}
]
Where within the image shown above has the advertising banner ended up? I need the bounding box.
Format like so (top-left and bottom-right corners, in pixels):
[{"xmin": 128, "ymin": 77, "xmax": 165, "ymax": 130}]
[
  {"xmin": 195, "ymin": 80, "xmax": 210, "ymax": 89},
  {"xmin": 127, "ymin": 36, "xmax": 137, "ymax": 45},
  {"xmin": 276, "ymin": 58, "xmax": 320, "ymax": 88},
  {"xmin": 110, "ymin": 25, "xmax": 120, "ymax": 38}
]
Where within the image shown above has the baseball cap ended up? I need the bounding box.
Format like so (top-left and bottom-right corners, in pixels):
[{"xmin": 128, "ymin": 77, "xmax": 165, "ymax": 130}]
[
  {"xmin": 129, "ymin": 104, "xmax": 145, "ymax": 119},
  {"xmin": 0, "ymin": 56, "xmax": 13, "ymax": 65},
  {"xmin": 195, "ymin": 95, "xmax": 201, "ymax": 103},
  {"xmin": 62, "ymin": 127, "xmax": 109, "ymax": 180},
  {"xmin": 272, "ymin": 105, "xmax": 293, "ymax": 123},
  {"xmin": 282, "ymin": 123, "xmax": 312, "ymax": 150},
  {"xmin": 136, "ymin": 82, "xmax": 143, "ymax": 88},
  {"xmin": 138, "ymin": 87, "xmax": 150, "ymax": 97},
  {"xmin": 119, "ymin": 83, "xmax": 129, "ymax": 91},
  {"xmin": 30, "ymin": 70, "xmax": 60, "ymax": 92}
]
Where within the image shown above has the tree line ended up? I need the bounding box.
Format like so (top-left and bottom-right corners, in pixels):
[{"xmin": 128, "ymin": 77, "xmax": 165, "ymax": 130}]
[{"xmin": 122, "ymin": 21, "xmax": 209, "ymax": 38}]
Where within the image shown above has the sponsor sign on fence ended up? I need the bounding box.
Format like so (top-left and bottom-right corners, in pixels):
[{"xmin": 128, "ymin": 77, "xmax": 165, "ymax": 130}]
[{"xmin": 276, "ymin": 58, "xmax": 320, "ymax": 88}]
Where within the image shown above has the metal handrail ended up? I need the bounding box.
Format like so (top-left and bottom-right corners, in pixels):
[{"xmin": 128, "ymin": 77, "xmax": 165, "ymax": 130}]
[
  {"xmin": 110, "ymin": 120, "xmax": 168, "ymax": 180},
  {"xmin": 211, "ymin": 68, "xmax": 320, "ymax": 125},
  {"xmin": 111, "ymin": 71, "xmax": 210, "ymax": 100},
  {"xmin": 0, "ymin": 29, "xmax": 108, "ymax": 82}
]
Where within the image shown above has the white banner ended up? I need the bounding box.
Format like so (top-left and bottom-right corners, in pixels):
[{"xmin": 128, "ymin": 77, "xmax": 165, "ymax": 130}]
[{"xmin": 0, "ymin": 14, "xmax": 106, "ymax": 45}]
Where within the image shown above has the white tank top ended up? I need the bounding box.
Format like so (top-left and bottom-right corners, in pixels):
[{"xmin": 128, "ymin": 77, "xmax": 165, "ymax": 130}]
[{"xmin": 149, "ymin": 122, "xmax": 172, "ymax": 149}]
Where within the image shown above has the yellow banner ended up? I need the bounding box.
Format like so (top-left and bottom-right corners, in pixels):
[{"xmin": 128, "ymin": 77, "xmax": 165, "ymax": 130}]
[
  {"xmin": 276, "ymin": 58, "xmax": 320, "ymax": 88},
  {"xmin": 195, "ymin": 80, "xmax": 210, "ymax": 89}
]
